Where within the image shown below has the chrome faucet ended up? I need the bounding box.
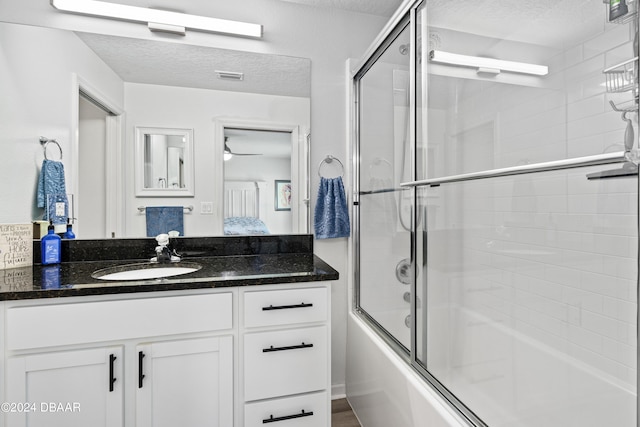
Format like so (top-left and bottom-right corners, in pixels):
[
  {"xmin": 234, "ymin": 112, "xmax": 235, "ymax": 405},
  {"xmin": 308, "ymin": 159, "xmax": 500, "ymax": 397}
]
[{"xmin": 150, "ymin": 233, "xmax": 181, "ymax": 263}]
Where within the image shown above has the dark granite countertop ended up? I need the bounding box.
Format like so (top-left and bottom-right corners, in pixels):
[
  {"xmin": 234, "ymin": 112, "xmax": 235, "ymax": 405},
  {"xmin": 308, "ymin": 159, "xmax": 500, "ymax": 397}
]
[{"xmin": 0, "ymin": 235, "xmax": 339, "ymax": 301}]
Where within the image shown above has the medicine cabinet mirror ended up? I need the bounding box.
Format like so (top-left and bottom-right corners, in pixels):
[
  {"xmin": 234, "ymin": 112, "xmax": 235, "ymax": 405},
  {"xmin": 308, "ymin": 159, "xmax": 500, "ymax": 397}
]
[{"xmin": 135, "ymin": 127, "xmax": 194, "ymax": 197}]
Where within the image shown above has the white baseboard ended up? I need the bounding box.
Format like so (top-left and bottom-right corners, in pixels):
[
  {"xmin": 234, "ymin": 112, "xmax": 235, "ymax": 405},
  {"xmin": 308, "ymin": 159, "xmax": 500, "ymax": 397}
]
[{"xmin": 332, "ymin": 384, "xmax": 346, "ymax": 400}]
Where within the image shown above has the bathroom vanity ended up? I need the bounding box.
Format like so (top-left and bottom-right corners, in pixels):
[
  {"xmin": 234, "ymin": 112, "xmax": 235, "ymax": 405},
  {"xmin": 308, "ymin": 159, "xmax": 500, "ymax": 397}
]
[{"xmin": 0, "ymin": 235, "xmax": 337, "ymax": 427}]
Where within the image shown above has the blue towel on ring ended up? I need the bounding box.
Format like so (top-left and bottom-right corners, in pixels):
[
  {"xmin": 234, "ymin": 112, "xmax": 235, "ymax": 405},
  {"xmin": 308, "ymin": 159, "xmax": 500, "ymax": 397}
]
[
  {"xmin": 36, "ymin": 159, "xmax": 68, "ymax": 224},
  {"xmin": 314, "ymin": 176, "xmax": 350, "ymax": 239},
  {"xmin": 145, "ymin": 206, "xmax": 184, "ymax": 237}
]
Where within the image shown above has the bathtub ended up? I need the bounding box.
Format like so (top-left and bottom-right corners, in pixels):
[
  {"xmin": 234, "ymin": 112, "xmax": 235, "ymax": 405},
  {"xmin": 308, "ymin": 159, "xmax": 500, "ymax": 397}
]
[
  {"xmin": 346, "ymin": 307, "xmax": 637, "ymax": 427},
  {"xmin": 346, "ymin": 312, "xmax": 469, "ymax": 427}
]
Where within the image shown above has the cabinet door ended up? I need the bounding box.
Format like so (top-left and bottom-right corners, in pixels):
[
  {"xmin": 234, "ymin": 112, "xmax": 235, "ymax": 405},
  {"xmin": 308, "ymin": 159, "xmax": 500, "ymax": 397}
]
[
  {"xmin": 6, "ymin": 346, "xmax": 124, "ymax": 427},
  {"xmin": 136, "ymin": 336, "xmax": 233, "ymax": 427}
]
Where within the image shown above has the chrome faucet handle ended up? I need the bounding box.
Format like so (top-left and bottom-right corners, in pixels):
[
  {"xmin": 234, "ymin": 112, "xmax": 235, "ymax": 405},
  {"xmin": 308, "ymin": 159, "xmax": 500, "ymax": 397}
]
[
  {"xmin": 153, "ymin": 233, "xmax": 181, "ymax": 262},
  {"xmin": 155, "ymin": 233, "xmax": 170, "ymax": 247}
]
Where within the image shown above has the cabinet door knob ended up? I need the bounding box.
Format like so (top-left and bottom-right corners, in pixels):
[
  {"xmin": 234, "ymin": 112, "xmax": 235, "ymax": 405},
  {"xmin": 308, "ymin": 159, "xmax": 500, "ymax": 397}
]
[
  {"xmin": 109, "ymin": 354, "xmax": 117, "ymax": 392},
  {"xmin": 138, "ymin": 351, "xmax": 146, "ymax": 388}
]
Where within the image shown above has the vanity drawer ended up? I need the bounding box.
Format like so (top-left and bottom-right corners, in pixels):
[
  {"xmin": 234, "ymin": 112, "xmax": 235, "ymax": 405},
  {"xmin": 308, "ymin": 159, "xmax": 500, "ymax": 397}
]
[
  {"xmin": 244, "ymin": 326, "xmax": 328, "ymax": 401},
  {"xmin": 7, "ymin": 293, "xmax": 232, "ymax": 350},
  {"xmin": 243, "ymin": 286, "xmax": 327, "ymax": 328},
  {"xmin": 244, "ymin": 391, "xmax": 328, "ymax": 427}
]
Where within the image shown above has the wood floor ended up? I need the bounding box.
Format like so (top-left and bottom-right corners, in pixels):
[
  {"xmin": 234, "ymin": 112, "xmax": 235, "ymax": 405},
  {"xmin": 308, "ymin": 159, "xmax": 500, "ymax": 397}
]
[{"xmin": 332, "ymin": 398, "xmax": 361, "ymax": 427}]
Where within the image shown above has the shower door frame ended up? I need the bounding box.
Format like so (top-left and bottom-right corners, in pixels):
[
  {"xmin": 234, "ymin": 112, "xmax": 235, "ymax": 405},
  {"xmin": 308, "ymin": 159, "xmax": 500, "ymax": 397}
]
[
  {"xmin": 352, "ymin": 8, "xmax": 413, "ymax": 360},
  {"xmin": 352, "ymin": 1, "xmax": 487, "ymax": 425},
  {"xmin": 351, "ymin": 1, "xmax": 640, "ymax": 427}
]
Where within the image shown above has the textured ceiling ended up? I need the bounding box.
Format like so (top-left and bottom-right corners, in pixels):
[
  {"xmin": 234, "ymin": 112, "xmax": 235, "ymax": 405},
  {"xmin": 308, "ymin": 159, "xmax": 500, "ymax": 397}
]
[
  {"xmin": 77, "ymin": 33, "xmax": 311, "ymax": 98},
  {"xmin": 274, "ymin": 0, "xmax": 403, "ymax": 17},
  {"xmin": 427, "ymin": 0, "xmax": 603, "ymax": 47}
]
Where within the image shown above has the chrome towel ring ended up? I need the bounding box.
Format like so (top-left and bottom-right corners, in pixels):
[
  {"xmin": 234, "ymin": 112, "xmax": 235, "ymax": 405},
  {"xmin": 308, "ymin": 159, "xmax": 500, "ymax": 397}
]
[
  {"xmin": 40, "ymin": 137, "xmax": 63, "ymax": 161},
  {"xmin": 318, "ymin": 155, "xmax": 344, "ymax": 178}
]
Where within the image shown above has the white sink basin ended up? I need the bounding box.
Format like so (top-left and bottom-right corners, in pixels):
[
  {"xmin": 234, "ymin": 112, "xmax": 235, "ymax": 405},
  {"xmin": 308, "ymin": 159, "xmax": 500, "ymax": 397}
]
[{"xmin": 92, "ymin": 262, "xmax": 202, "ymax": 281}]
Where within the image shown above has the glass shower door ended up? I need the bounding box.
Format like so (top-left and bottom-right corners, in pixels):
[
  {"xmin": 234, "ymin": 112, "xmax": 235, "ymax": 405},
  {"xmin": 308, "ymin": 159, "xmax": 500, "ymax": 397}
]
[
  {"xmin": 355, "ymin": 21, "xmax": 413, "ymax": 349},
  {"xmin": 413, "ymin": 1, "xmax": 639, "ymax": 426},
  {"xmin": 415, "ymin": 169, "xmax": 638, "ymax": 427}
]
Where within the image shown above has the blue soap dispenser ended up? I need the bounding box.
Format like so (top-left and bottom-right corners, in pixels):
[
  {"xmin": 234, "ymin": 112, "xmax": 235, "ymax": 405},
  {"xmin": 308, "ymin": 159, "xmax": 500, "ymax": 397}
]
[
  {"xmin": 64, "ymin": 218, "xmax": 75, "ymax": 239},
  {"xmin": 41, "ymin": 220, "xmax": 62, "ymax": 265}
]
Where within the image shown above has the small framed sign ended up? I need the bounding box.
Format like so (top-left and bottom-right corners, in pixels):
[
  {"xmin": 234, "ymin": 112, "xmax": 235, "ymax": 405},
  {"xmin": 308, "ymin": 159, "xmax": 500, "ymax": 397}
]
[
  {"xmin": 0, "ymin": 224, "xmax": 32, "ymax": 270},
  {"xmin": 275, "ymin": 180, "xmax": 292, "ymax": 211}
]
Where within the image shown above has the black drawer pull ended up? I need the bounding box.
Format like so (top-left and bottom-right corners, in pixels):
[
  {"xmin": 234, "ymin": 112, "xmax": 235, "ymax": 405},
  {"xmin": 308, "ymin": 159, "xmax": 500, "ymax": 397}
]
[
  {"xmin": 262, "ymin": 302, "xmax": 313, "ymax": 311},
  {"xmin": 138, "ymin": 351, "xmax": 145, "ymax": 388},
  {"xmin": 263, "ymin": 409, "xmax": 314, "ymax": 424},
  {"xmin": 109, "ymin": 354, "xmax": 117, "ymax": 392},
  {"xmin": 263, "ymin": 342, "xmax": 314, "ymax": 353}
]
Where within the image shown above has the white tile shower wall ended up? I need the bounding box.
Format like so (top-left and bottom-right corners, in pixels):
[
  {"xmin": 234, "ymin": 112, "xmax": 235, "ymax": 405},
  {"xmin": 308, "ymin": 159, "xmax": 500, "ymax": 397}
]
[
  {"xmin": 457, "ymin": 169, "xmax": 637, "ymax": 387},
  {"xmin": 438, "ymin": 31, "xmax": 636, "ymax": 174},
  {"xmin": 426, "ymin": 7, "xmax": 638, "ymax": 387}
]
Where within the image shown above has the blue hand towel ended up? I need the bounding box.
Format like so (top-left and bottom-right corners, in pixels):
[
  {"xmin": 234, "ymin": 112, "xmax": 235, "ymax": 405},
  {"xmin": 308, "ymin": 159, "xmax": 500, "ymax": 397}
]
[
  {"xmin": 145, "ymin": 206, "xmax": 184, "ymax": 237},
  {"xmin": 36, "ymin": 159, "xmax": 68, "ymax": 224},
  {"xmin": 314, "ymin": 176, "xmax": 350, "ymax": 239}
]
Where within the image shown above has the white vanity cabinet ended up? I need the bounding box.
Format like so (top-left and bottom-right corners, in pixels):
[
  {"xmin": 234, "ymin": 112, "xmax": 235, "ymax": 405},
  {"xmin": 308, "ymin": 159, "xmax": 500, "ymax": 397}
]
[
  {"xmin": 1, "ymin": 281, "xmax": 332, "ymax": 427},
  {"xmin": 3, "ymin": 291, "xmax": 234, "ymax": 427},
  {"xmin": 6, "ymin": 346, "xmax": 124, "ymax": 427},
  {"xmin": 240, "ymin": 286, "xmax": 331, "ymax": 427},
  {"xmin": 136, "ymin": 336, "xmax": 233, "ymax": 427}
]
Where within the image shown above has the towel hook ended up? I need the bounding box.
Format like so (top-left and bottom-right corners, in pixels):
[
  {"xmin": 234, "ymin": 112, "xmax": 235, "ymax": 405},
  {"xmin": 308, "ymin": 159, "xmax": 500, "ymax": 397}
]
[
  {"xmin": 318, "ymin": 155, "xmax": 344, "ymax": 178},
  {"xmin": 40, "ymin": 137, "xmax": 63, "ymax": 161}
]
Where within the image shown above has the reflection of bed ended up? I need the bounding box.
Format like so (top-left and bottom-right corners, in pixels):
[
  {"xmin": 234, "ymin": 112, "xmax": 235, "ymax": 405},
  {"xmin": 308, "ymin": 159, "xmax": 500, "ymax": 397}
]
[{"xmin": 224, "ymin": 181, "xmax": 269, "ymax": 235}]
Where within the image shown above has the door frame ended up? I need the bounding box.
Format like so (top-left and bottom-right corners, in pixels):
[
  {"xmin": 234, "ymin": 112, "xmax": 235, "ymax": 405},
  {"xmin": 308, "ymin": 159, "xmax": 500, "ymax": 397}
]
[
  {"xmin": 214, "ymin": 118, "xmax": 310, "ymax": 235},
  {"xmin": 72, "ymin": 73, "xmax": 125, "ymax": 238}
]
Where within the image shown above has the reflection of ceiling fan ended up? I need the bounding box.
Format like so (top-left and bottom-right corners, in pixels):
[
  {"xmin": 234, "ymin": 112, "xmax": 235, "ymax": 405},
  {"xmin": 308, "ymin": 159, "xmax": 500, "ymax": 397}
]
[{"xmin": 224, "ymin": 137, "xmax": 262, "ymax": 161}]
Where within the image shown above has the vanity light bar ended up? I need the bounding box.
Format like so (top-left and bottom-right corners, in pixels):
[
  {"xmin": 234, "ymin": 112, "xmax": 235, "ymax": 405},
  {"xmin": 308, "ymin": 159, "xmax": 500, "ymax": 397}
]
[
  {"xmin": 50, "ymin": 0, "xmax": 263, "ymax": 38},
  {"xmin": 429, "ymin": 50, "xmax": 548, "ymax": 76}
]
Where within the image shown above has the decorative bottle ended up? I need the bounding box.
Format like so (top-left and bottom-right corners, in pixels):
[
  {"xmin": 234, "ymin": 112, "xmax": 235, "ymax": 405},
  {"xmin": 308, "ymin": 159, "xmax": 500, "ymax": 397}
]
[{"xmin": 41, "ymin": 220, "xmax": 61, "ymax": 265}]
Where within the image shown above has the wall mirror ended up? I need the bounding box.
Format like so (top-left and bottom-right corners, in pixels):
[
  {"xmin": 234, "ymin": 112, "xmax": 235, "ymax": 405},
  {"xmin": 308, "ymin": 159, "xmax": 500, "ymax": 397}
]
[
  {"xmin": 135, "ymin": 127, "xmax": 194, "ymax": 197},
  {"xmin": 0, "ymin": 20, "xmax": 310, "ymax": 238}
]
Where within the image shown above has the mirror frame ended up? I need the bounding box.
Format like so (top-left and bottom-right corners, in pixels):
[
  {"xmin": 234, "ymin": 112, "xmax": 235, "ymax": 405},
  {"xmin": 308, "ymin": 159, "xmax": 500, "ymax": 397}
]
[{"xmin": 134, "ymin": 126, "xmax": 195, "ymax": 197}]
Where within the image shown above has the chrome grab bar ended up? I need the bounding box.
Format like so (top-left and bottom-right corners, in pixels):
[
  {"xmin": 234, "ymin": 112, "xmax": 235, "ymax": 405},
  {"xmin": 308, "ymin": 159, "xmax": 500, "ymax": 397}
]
[{"xmin": 400, "ymin": 151, "xmax": 630, "ymax": 188}]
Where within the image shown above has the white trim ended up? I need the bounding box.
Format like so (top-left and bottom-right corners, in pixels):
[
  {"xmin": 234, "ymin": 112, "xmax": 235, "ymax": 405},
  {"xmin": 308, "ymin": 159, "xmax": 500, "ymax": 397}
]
[{"xmin": 133, "ymin": 126, "xmax": 195, "ymax": 198}]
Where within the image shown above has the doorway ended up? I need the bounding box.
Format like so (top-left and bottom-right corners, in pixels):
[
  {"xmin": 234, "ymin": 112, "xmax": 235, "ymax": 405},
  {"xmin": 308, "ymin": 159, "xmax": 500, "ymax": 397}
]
[
  {"xmin": 75, "ymin": 84, "xmax": 122, "ymax": 239},
  {"xmin": 215, "ymin": 119, "xmax": 310, "ymax": 236}
]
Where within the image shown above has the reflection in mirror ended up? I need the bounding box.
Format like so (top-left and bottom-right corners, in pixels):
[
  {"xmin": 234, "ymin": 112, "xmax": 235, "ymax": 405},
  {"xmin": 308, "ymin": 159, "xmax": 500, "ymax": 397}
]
[
  {"xmin": 223, "ymin": 128, "xmax": 293, "ymax": 235},
  {"xmin": 135, "ymin": 127, "xmax": 194, "ymax": 197},
  {"xmin": 0, "ymin": 21, "xmax": 310, "ymax": 237},
  {"xmin": 146, "ymin": 136, "xmax": 184, "ymax": 188}
]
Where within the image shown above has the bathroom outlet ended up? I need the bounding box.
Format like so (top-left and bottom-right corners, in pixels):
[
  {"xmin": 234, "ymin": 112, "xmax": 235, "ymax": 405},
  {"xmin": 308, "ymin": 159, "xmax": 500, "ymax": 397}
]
[{"xmin": 200, "ymin": 202, "xmax": 213, "ymax": 214}]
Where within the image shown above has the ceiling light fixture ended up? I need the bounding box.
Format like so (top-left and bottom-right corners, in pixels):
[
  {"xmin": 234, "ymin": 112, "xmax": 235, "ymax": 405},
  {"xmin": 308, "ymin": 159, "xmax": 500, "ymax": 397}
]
[
  {"xmin": 429, "ymin": 50, "xmax": 548, "ymax": 76},
  {"xmin": 50, "ymin": 0, "xmax": 263, "ymax": 38}
]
